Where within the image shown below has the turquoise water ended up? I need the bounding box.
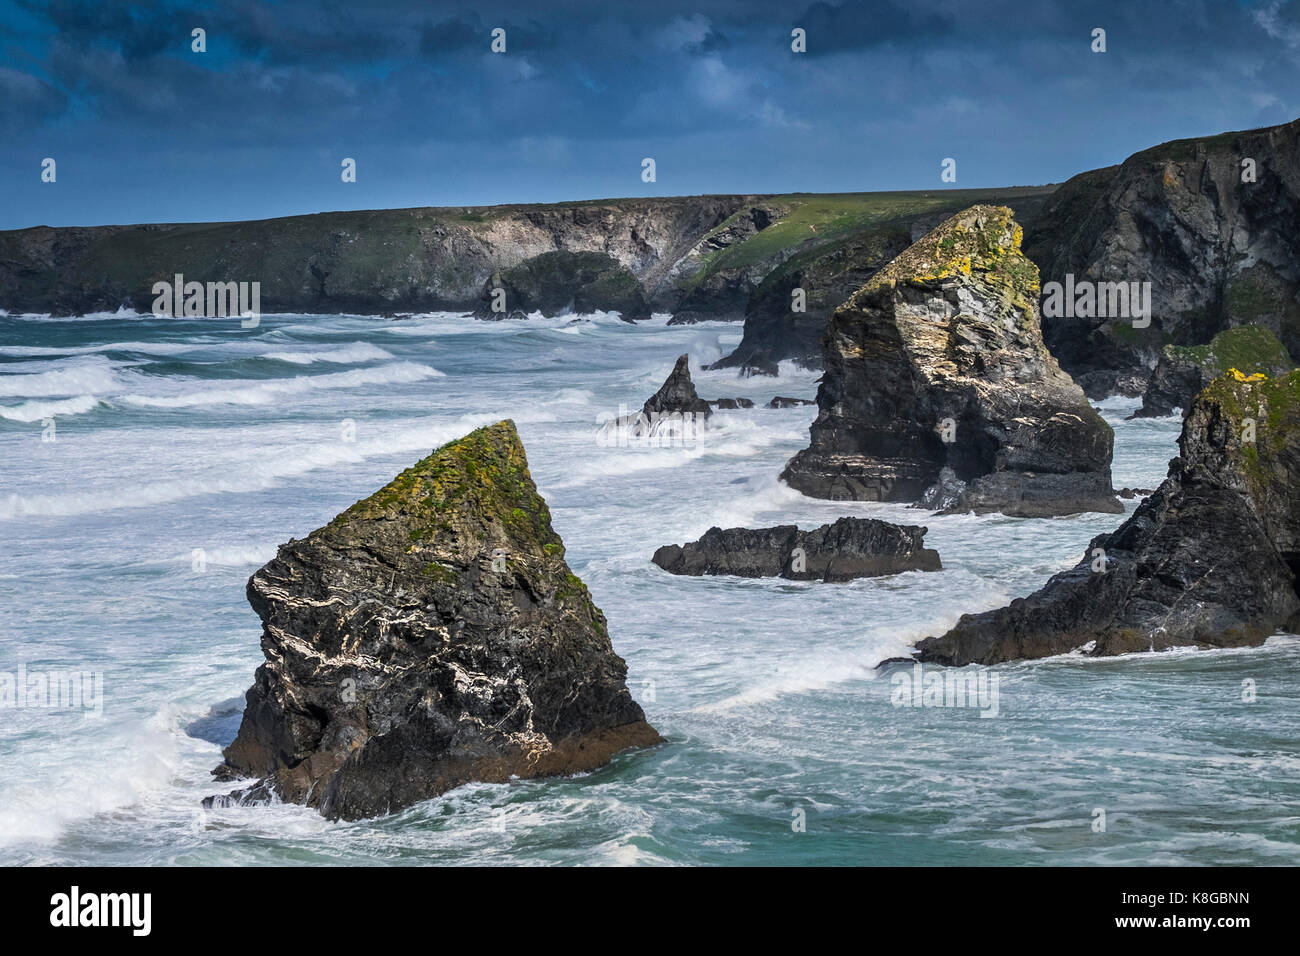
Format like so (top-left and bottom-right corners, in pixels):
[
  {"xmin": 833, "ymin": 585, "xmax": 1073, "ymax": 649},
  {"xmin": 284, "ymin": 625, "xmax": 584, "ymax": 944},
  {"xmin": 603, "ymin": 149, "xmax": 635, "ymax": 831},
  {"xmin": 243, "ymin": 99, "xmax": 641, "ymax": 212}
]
[{"xmin": 1, "ymin": 310, "xmax": 1297, "ymax": 865}]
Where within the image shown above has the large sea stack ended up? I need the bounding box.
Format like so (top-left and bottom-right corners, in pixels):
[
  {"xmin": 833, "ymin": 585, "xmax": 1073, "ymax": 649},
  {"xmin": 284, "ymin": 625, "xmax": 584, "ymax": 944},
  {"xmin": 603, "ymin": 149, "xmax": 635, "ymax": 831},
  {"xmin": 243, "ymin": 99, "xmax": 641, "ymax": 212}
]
[
  {"xmin": 210, "ymin": 420, "xmax": 660, "ymax": 820},
  {"xmin": 781, "ymin": 205, "xmax": 1121, "ymax": 517},
  {"xmin": 915, "ymin": 370, "xmax": 1300, "ymax": 666}
]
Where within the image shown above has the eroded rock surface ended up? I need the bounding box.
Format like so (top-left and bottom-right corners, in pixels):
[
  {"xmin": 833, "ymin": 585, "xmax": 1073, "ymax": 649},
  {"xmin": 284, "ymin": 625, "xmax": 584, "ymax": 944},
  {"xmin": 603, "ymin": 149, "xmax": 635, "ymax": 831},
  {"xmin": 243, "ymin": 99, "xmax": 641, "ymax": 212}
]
[
  {"xmin": 1027, "ymin": 117, "xmax": 1300, "ymax": 396},
  {"xmin": 781, "ymin": 205, "xmax": 1121, "ymax": 517},
  {"xmin": 1134, "ymin": 325, "xmax": 1293, "ymax": 418},
  {"xmin": 642, "ymin": 354, "xmax": 713, "ymax": 422},
  {"xmin": 209, "ymin": 421, "xmax": 660, "ymax": 820}
]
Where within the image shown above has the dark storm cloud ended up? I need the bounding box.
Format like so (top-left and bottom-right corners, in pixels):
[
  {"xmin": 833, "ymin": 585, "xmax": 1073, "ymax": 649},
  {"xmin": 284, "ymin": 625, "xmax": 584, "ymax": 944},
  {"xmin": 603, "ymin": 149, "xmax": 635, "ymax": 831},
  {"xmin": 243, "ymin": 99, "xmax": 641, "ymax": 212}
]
[
  {"xmin": 790, "ymin": 0, "xmax": 952, "ymax": 53},
  {"xmin": 1, "ymin": 0, "xmax": 1298, "ymax": 227}
]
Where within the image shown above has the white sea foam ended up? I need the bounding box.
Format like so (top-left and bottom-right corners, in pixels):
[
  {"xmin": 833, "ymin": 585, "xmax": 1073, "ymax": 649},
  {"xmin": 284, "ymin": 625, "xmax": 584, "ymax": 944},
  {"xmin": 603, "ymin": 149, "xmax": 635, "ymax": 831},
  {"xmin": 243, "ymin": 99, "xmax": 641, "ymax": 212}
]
[
  {"xmin": 0, "ymin": 706, "xmax": 183, "ymax": 849},
  {"xmin": 0, "ymin": 394, "xmax": 101, "ymax": 423},
  {"xmin": 0, "ymin": 340, "xmax": 208, "ymax": 358},
  {"xmin": 0, "ymin": 356, "xmax": 120, "ymax": 397},
  {"xmin": 260, "ymin": 342, "xmax": 395, "ymax": 365},
  {"xmin": 119, "ymin": 361, "xmax": 442, "ymax": 408}
]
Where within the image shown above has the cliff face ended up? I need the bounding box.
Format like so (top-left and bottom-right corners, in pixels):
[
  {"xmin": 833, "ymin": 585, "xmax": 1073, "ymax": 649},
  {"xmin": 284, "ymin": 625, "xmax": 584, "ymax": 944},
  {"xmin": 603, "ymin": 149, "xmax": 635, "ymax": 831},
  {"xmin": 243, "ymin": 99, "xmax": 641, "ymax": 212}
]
[
  {"xmin": 781, "ymin": 205, "xmax": 1120, "ymax": 518},
  {"xmin": 0, "ymin": 188, "xmax": 1053, "ymax": 328},
  {"xmin": 0, "ymin": 197, "xmax": 750, "ymax": 317},
  {"xmin": 209, "ymin": 420, "xmax": 659, "ymax": 820},
  {"xmin": 709, "ymin": 225, "xmax": 915, "ymax": 373},
  {"xmin": 1026, "ymin": 117, "xmax": 1300, "ymax": 397},
  {"xmin": 915, "ymin": 370, "xmax": 1300, "ymax": 666}
]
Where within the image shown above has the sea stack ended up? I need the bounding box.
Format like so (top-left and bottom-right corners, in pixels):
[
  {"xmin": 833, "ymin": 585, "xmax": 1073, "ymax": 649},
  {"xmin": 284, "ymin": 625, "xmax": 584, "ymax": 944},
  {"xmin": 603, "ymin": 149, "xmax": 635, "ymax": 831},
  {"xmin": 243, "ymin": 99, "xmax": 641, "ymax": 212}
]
[
  {"xmin": 643, "ymin": 354, "xmax": 712, "ymax": 422},
  {"xmin": 781, "ymin": 205, "xmax": 1121, "ymax": 517},
  {"xmin": 209, "ymin": 420, "xmax": 661, "ymax": 820},
  {"xmin": 914, "ymin": 369, "xmax": 1300, "ymax": 665}
]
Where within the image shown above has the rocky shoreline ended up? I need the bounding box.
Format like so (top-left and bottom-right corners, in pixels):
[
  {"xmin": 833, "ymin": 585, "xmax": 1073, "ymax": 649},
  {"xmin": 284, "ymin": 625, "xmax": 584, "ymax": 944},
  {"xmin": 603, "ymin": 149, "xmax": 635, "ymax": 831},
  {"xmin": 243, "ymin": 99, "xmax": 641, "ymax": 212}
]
[
  {"xmin": 148, "ymin": 118, "xmax": 1300, "ymax": 821},
  {"xmin": 914, "ymin": 369, "xmax": 1300, "ymax": 665}
]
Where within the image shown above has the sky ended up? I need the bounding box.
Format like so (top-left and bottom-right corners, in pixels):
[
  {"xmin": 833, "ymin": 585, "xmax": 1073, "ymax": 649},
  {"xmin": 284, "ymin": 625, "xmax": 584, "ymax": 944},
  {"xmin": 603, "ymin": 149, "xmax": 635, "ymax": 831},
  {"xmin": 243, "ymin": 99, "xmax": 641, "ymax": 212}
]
[{"xmin": 2, "ymin": 0, "xmax": 1299, "ymax": 228}]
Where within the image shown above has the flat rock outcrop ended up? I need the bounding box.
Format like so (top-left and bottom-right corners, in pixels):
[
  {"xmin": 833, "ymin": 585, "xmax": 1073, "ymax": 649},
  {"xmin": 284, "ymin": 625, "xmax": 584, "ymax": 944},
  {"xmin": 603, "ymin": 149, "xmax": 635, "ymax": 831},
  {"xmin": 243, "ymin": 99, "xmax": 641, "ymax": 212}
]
[
  {"xmin": 766, "ymin": 396, "xmax": 815, "ymax": 408},
  {"xmin": 209, "ymin": 420, "xmax": 660, "ymax": 820},
  {"xmin": 915, "ymin": 370, "xmax": 1300, "ymax": 665},
  {"xmin": 781, "ymin": 205, "xmax": 1121, "ymax": 517},
  {"xmin": 652, "ymin": 517, "xmax": 940, "ymax": 581},
  {"xmin": 1135, "ymin": 324, "xmax": 1293, "ymax": 418}
]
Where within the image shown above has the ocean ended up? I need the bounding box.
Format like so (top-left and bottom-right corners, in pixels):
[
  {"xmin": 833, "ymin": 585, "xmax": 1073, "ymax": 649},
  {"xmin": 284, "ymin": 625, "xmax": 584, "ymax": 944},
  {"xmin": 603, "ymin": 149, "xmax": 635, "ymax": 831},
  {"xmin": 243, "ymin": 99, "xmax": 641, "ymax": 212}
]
[{"xmin": 2, "ymin": 309, "xmax": 1297, "ymax": 865}]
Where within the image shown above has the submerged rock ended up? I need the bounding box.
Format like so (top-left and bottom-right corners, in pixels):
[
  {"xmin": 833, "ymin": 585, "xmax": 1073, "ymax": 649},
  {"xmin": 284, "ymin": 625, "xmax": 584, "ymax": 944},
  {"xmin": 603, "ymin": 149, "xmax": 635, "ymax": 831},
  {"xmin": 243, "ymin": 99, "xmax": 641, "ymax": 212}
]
[
  {"xmin": 914, "ymin": 370, "xmax": 1300, "ymax": 665},
  {"xmin": 652, "ymin": 517, "xmax": 940, "ymax": 581},
  {"xmin": 1134, "ymin": 325, "xmax": 1294, "ymax": 418},
  {"xmin": 781, "ymin": 205, "xmax": 1121, "ymax": 517},
  {"xmin": 766, "ymin": 396, "xmax": 815, "ymax": 408},
  {"xmin": 209, "ymin": 420, "xmax": 660, "ymax": 820},
  {"xmin": 642, "ymin": 354, "xmax": 713, "ymax": 422},
  {"xmin": 708, "ymin": 397, "xmax": 754, "ymax": 409}
]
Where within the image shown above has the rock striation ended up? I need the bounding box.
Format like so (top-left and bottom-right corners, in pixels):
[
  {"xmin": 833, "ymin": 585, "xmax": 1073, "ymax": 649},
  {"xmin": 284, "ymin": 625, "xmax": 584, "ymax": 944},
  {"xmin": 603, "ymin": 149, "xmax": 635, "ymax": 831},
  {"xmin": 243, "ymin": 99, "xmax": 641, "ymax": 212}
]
[
  {"xmin": 781, "ymin": 205, "xmax": 1121, "ymax": 517},
  {"xmin": 652, "ymin": 517, "xmax": 940, "ymax": 581},
  {"xmin": 209, "ymin": 420, "xmax": 660, "ymax": 820},
  {"xmin": 914, "ymin": 370, "xmax": 1300, "ymax": 665},
  {"xmin": 1134, "ymin": 324, "xmax": 1293, "ymax": 418}
]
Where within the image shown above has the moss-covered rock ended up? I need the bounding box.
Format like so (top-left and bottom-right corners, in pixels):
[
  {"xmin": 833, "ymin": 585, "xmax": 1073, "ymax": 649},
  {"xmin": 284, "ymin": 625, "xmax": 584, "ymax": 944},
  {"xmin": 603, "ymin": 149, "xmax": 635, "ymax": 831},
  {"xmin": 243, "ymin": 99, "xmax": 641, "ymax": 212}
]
[
  {"xmin": 1135, "ymin": 324, "xmax": 1294, "ymax": 417},
  {"xmin": 210, "ymin": 420, "xmax": 660, "ymax": 820}
]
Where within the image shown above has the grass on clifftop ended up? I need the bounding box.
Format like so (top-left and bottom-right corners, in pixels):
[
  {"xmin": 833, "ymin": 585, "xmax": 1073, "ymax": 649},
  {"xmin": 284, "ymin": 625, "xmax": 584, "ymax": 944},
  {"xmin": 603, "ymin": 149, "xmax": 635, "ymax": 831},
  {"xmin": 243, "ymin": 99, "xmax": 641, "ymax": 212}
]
[
  {"xmin": 1197, "ymin": 368, "xmax": 1300, "ymax": 492},
  {"xmin": 679, "ymin": 187, "xmax": 1054, "ymax": 286}
]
